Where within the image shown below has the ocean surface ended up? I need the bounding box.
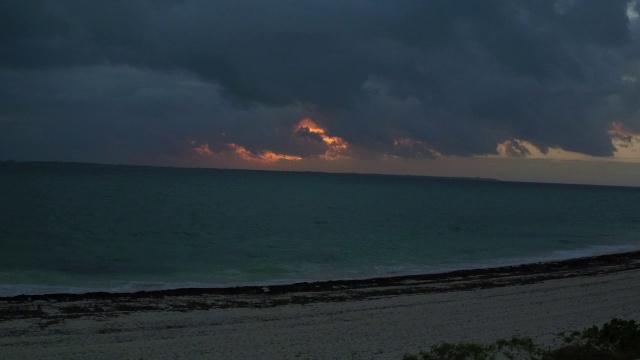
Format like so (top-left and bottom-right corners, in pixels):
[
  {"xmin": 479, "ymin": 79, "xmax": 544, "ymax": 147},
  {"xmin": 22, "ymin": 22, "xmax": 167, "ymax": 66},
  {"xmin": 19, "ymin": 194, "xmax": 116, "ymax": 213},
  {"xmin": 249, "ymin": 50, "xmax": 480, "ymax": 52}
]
[{"xmin": 1, "ymin": 162, "xmax": 640, "ymax": 297}]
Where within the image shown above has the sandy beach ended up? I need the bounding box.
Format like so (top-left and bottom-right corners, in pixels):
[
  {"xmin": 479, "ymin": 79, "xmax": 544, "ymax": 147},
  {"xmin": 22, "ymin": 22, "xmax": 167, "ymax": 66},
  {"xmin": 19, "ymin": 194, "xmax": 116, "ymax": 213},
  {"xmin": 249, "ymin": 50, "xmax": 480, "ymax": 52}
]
[{"xmin": 1, "ymin": 251, "xmax": 640, "ymax": 359}]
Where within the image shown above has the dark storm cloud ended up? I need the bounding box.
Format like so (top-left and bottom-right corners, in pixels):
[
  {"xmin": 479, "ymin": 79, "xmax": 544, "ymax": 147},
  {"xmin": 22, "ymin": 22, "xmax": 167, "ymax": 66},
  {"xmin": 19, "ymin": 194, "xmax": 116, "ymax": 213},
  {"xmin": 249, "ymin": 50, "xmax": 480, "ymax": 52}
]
[{"xmin": 1, "ymin": 0, "xmax": 639, "ymax": 162}]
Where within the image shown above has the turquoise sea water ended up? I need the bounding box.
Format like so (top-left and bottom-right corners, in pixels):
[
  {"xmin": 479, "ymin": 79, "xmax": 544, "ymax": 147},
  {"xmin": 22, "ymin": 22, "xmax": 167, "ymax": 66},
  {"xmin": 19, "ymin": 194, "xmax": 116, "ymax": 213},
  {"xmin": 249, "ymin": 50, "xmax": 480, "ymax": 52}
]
[{"xmin": 1, "ymin": 162, "xmax": 640, "ymax": 296}]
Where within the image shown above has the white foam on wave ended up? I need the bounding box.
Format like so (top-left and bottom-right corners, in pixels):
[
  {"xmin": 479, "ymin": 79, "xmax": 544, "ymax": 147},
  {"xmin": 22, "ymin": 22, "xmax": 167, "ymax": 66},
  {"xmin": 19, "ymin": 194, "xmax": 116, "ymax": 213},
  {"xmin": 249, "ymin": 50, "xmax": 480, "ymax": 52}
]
[
  {"xmin": 485, "ymin": 242, "xmax": 640, "ymax": 269},
  {"xmin": 303, "ymin": 241, "xmax": 640, "ymax": 281},
  {"xmin": 0, "ymin": 278, "xmax": 311, "ymax": 297},
  {"xmin": 0, "ymin": 284, "xmax": 100, "ymax": 298},
  {"xmin": 547, "ymin": 243, "xmax": 640, "ymax": 261}
]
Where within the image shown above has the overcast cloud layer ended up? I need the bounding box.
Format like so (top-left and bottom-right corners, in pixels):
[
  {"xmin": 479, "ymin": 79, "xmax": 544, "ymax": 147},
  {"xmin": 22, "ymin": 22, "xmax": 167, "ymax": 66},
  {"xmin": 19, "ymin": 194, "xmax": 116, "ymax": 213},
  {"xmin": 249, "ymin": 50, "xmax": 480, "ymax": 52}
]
[{"xmin": 1, "ymin": 0, "xmax": 640, "ymax": 165}]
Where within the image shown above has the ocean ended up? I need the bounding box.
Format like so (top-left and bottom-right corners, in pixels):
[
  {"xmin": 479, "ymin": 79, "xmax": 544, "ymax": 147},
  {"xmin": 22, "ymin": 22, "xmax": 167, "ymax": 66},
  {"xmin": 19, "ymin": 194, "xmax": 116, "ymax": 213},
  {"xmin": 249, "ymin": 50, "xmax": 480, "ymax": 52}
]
[{"xmin": 1, "ymin": 161, "xmax": 640, "ymax": 297}]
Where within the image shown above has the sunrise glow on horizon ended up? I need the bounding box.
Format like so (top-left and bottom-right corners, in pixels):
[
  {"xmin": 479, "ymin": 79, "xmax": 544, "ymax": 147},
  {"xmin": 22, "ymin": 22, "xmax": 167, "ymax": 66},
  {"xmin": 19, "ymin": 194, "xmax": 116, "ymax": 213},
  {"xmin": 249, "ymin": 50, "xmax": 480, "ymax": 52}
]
[{"xmin": 2, "ymin": 1, "xmax": 640, "ymax": 186}]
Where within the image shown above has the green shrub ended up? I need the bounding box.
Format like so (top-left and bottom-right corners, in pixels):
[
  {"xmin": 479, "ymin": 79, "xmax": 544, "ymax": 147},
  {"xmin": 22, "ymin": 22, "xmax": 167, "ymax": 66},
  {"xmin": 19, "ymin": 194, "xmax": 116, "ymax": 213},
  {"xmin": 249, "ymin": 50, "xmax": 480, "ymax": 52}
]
[
  {"xmin": 546, "ymin": 318, "xmax": 640, "ymax": 360},
  {"xmin": 403, "ymin": 318, "xmax": 640, "ymax": 360}
]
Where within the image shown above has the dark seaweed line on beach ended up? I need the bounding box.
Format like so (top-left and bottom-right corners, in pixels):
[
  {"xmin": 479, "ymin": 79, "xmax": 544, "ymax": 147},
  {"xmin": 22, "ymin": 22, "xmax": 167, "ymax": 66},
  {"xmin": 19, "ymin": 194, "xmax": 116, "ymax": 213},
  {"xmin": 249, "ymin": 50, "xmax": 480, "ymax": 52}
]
[{"xmin": 1, "ymin": 250, "xmax": 640, "ymax": 323}]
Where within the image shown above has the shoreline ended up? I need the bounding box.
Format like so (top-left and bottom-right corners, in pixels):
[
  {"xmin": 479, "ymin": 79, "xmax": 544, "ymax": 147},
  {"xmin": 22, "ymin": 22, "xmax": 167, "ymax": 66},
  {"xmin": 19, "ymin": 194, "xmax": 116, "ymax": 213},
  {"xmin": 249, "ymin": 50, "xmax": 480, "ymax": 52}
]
[
  {"xmin": 2, "ymin": 249, "xmax": 640, "ymax": 311},
  {"xmin": 3, "ymin": 245, "xmax": 640, "ymax": 300},
  {"xmin": 2, "ymin": 250, "xmax": 640, "ymax": 359}
]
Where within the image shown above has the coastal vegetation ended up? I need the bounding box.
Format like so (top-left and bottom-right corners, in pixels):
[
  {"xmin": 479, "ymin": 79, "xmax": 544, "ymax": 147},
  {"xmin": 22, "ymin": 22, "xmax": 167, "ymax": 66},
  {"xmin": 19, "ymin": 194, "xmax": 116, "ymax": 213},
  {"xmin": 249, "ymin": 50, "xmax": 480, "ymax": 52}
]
[{"xmin": 403, "ymin": 318, "xmax": 640, "ymax": 360}]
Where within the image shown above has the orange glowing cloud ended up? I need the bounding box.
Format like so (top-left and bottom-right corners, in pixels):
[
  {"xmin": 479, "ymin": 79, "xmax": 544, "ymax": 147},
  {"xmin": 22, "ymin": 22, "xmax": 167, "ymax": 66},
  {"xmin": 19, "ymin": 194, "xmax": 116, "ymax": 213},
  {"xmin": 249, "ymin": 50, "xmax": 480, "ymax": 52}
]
[
  {"xmin": 227, "ymin": 143, "xmax": 302, "ymax": 163},
  {"xmin": 293, "ymin": 118, "xmax": 349, "ymax": 159},
  {"xmin": 192, "ymin": 118, "xmax": 350, "ymax": 164},
  {"xmin": 194, "ymin": 143, "xmax": 214, "ymax": 156},
  {"xmin": 191, "ymin": 140, "xmax": 302, "ymax": 164}
]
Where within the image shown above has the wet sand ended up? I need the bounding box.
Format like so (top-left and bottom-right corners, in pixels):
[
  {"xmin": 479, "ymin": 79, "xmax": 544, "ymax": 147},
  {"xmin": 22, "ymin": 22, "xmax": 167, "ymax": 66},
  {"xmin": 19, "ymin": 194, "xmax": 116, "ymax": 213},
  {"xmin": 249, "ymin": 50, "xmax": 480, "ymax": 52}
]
[{"xmin": 2, "ymin": 251, "xmax": 640, "ymax": 359}]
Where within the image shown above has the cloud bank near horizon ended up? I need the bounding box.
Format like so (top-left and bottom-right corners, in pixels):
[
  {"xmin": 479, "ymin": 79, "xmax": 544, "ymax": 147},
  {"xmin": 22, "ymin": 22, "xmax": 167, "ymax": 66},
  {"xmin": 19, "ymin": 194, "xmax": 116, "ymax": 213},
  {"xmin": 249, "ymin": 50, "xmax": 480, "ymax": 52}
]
[{"xmin": 1, "ymin": 0, "xmax": 640, "ymax": 166}]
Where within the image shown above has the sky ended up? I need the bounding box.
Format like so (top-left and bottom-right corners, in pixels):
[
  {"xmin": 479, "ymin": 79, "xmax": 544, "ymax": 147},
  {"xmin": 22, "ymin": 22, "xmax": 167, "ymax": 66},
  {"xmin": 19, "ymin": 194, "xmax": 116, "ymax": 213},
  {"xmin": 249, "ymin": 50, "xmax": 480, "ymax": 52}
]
[{"xmin": 1, "ymin": 0, "xmax": 640, "ymax": 186}]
